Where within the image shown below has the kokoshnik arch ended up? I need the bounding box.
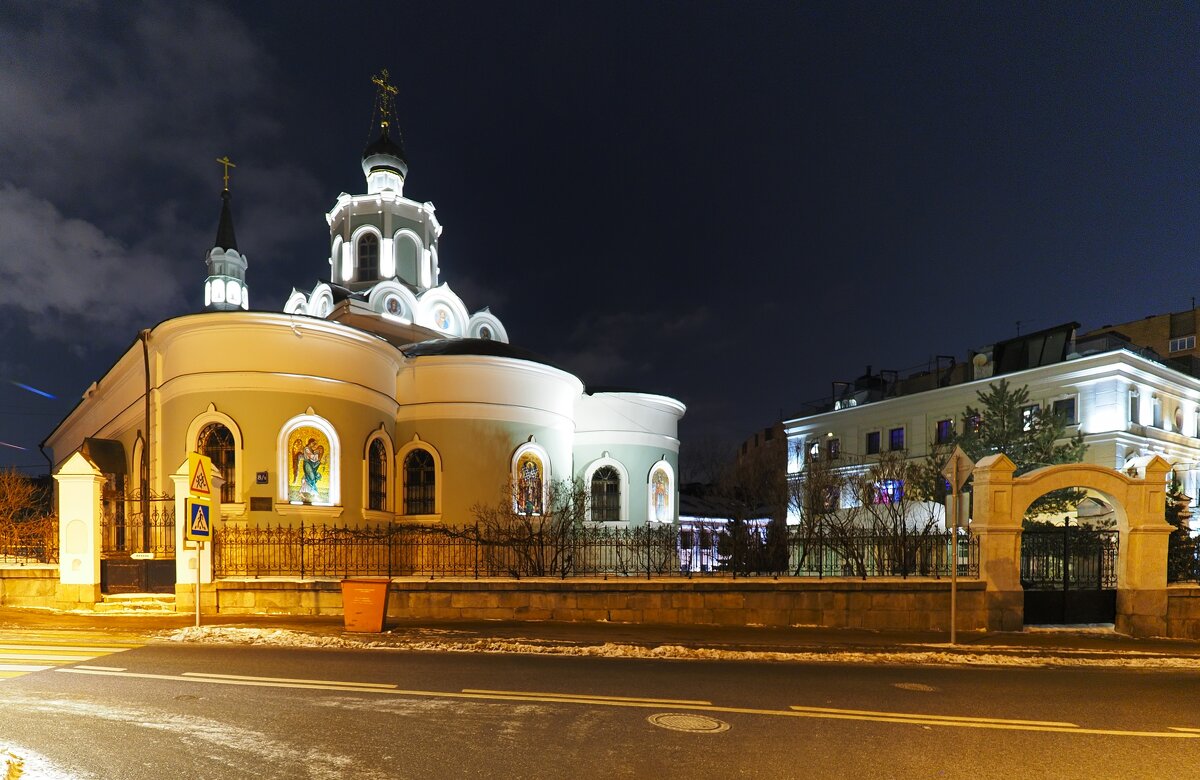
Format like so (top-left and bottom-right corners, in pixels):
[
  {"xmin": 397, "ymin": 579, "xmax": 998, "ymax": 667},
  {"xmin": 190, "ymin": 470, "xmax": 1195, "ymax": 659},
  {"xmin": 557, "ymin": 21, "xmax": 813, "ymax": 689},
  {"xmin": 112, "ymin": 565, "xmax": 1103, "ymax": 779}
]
[{"xmin": 43, "ymin": 72, "xmax": 685, "ymax": 538}]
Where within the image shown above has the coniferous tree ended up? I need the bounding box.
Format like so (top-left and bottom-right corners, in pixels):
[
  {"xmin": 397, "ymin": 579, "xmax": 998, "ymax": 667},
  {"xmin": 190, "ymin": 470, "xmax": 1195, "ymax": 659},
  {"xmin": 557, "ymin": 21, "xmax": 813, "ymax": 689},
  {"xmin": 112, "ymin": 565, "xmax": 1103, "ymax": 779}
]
[
  {"xmin": 1166, "ymin": 472, "xmax": 1197, "ymax": 582},
  {"xmin": 953, "ymin": 379, "xmax": 1087, "ymax": 519}
]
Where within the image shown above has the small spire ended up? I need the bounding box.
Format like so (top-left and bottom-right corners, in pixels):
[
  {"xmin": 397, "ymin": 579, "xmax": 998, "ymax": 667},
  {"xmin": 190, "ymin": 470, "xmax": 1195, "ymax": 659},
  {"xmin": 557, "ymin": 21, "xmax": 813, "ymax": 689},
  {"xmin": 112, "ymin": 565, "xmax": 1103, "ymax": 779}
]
[{"xmin": 213, "ymin": 157, "xmax": 238, "ymax": 252}]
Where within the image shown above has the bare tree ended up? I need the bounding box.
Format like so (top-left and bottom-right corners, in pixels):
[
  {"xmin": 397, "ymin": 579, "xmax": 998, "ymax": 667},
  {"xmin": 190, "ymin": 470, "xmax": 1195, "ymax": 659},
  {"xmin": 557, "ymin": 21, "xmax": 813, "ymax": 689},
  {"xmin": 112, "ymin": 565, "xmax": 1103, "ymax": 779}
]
[
  {"xmin": 850, "ymin": 449, "xmax": 945, "ymax": 576},
  {"xmin": 468, "ymin": 478, "xmax": 590, "ymax": 577},
  {"xmin": 0, "ymin": 470, "xmax": 56, "ymax": 563}
]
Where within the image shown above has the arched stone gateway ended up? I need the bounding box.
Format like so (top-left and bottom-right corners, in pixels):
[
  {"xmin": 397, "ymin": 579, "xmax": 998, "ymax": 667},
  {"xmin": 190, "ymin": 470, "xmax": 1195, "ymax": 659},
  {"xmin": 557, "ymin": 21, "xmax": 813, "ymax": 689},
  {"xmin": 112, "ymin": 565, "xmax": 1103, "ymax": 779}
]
[{"xmin": 972, "ymin": 454, "xmax": 1174, "ymax": 637}]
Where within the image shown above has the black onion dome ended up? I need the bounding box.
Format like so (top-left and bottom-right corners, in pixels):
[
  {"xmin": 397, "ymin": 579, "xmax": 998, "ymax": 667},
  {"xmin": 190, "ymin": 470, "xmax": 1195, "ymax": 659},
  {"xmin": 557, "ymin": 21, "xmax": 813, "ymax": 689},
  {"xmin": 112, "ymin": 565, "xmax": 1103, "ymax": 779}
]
[{"xmin": 362, "ymin": 129, "xmax": 408, "ymax": 166}]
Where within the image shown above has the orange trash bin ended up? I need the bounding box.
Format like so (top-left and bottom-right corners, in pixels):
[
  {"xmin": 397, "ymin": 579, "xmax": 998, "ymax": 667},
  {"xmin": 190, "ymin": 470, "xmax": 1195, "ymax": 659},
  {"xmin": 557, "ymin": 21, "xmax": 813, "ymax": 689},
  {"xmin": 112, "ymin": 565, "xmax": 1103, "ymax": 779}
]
[{"xmin": 340, "ymin": 578, "xmax": 391, "ymax": 632}]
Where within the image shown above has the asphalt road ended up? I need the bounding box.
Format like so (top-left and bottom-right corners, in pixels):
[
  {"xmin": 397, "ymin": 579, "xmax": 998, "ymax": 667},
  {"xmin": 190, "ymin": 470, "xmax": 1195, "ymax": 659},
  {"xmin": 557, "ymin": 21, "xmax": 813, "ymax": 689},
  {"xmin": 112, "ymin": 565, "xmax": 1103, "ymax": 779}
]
[{"xmin": 0, "ymin": 635, "xmax": 1197, "ymax": 779}]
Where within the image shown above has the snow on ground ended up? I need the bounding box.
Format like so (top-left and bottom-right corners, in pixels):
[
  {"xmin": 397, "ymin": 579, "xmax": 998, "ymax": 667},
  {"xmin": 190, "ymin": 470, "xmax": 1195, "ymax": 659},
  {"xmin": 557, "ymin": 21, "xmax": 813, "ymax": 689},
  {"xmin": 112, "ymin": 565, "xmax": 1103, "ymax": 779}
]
[
  {"xmin": 161, "ymin": 626, "xmax": 1200, "ymax": 670},
  {"xmin": 0, "ymin": 743, "xmax": 82, "ymax": 780}
]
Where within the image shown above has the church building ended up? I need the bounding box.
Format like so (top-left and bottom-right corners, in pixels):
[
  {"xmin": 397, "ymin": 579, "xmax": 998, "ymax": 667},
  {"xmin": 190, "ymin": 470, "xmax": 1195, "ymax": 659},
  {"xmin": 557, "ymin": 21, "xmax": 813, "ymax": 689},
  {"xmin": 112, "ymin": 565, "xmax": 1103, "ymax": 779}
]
[{"xmin": 43, "ymin": 74, "xmax": 685, "ymax": 550}]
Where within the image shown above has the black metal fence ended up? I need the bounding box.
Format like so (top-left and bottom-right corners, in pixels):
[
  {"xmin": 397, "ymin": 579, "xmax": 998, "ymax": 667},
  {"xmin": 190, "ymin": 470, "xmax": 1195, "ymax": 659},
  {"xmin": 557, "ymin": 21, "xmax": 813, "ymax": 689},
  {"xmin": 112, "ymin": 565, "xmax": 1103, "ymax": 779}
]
[
  {"xmin": 0, "ymin": 518, "xmax": 58, "ymax": 565},
  {"xmin": 1021, "ymin": 527, "xmax": 1118, "ymax": 591},
  {"xmin": 1168, "ymin": 533, "xmax": 1200, "ymax": 583},
  {"xmin": 213, "ymin": 522, "xmax": 980, "ymax": 580},
  {"xmin": 101, "ymin": 494, "xmax": 175, "ymax": 557}
]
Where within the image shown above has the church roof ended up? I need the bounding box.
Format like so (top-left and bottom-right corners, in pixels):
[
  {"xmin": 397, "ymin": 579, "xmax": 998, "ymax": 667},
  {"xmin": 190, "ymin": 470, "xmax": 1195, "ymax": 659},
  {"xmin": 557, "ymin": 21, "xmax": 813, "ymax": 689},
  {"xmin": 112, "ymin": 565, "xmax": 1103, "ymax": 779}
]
[
  {"xmin": 400, "ymin": 338, "xmax": 569, "ymax": 373},
  {"xmin": 214, "ymin": 189, "xmax": 238, "ymax": 252}
]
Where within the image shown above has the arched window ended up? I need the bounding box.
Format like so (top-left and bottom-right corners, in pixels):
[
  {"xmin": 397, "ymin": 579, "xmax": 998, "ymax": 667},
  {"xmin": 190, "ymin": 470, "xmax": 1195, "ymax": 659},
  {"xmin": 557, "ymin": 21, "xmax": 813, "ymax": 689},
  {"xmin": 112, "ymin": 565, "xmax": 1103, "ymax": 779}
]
[
  {"xmin": 368, "ymin": 438, "xmax": 388, "ymax": 511},
  {"xmin": 357, "ymin": 234, "xmax": 379, "ymax": 281},
  {"xmin": 198, "ymin": 422, "xmax": 236, "ymax": 503},
  {"xmin": 404, "ymin": 449, "xmax": 435, "ymax": 515},
  {"xmin": 590, "ymin": 466, "xmax": 621, "ymax": 522},
  {"xmin": 394, "ymin": 232, "xmax": 420, "ymax": 283}
]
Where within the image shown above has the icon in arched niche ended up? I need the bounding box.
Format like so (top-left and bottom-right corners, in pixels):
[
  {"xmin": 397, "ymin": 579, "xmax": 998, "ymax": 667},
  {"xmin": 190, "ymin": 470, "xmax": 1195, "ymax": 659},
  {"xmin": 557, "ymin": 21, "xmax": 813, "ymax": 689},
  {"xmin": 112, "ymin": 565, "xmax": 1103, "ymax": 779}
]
[
  {"xmin": 516, "ymin": 452, "xmax": 543, "ymax": 515},
  {"xmin": 385, "ymin": 295, "xmax": 403, "ymax": 317},
  {"xmin": 289, "ymin": 426, "xmax": 331, "ymax": 504},
  {"xmin": 651, "ymin": 467, "xmax": 671, "ymax": 522},
  {"xmin": 434, "ymin": 307, "xmax": 451, "ymax": 331}
]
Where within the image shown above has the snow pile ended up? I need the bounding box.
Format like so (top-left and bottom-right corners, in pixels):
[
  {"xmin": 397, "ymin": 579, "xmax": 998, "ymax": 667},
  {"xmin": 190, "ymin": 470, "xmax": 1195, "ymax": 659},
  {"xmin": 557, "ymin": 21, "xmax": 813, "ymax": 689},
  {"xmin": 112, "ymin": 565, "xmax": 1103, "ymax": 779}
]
[
  {"xmin": 0, "ymin": 744, "xmax": 80, "ymax": 780},
  {"xmin": 160, "ymin": 626, "xmax": 1200, "ymax": 669},
  {"xmin": 166, "ymin": 626, "xmax": 390, "ymax": 649}
]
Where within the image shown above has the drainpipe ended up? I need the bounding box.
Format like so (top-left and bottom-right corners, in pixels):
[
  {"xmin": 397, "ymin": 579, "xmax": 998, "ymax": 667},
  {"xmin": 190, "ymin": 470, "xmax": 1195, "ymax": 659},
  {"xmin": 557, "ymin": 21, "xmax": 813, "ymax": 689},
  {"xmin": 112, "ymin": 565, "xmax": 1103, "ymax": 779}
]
[{"xmin": 139, "ymin": 329, "xmax": 152, "ymax": 552}]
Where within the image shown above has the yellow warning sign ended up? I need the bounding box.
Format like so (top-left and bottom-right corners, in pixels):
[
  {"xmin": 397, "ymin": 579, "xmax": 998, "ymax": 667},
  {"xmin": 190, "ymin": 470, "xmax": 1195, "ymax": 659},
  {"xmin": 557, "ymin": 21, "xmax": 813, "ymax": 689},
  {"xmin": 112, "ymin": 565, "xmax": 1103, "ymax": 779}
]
[
  {"xmin": 185, "ymin": 498, "xmax": 211, "ymax": 542},
  {"xmin": 188, "ymin": 452, "xmax": 213, "ymax": 497}
]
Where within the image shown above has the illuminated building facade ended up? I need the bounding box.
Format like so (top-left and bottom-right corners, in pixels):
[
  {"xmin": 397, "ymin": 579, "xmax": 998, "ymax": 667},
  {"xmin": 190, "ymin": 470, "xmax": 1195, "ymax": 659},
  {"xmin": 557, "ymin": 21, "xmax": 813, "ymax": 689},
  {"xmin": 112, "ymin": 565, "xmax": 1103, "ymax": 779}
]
[{"xmin": 785, "ymin": 322, "xmax": 1200, "ymax": 522}]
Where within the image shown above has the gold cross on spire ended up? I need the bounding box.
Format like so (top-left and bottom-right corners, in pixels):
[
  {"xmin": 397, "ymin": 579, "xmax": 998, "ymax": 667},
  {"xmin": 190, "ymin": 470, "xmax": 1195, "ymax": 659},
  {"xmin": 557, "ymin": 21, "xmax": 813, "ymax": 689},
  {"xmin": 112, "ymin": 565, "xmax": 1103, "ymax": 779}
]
[
  {"xmin": 216, "ymin": 156, "xmax": 237, "ymax": 191},
  {"xmin": 370, "ymin": 69, "xmax": 398, "ymax": 131}
]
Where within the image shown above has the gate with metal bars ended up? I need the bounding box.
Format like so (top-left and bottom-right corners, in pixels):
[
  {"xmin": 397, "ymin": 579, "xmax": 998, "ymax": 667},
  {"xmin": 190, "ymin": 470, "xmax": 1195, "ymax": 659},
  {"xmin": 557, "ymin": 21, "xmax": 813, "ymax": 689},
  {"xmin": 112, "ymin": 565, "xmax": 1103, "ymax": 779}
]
[
  {"xmin": 100, "ymin": 489, "xmax": 176, "ymax": 594},
  {"xmin": 1020, "ymin": 524, "xmax": 1117, "ymax": 624}
]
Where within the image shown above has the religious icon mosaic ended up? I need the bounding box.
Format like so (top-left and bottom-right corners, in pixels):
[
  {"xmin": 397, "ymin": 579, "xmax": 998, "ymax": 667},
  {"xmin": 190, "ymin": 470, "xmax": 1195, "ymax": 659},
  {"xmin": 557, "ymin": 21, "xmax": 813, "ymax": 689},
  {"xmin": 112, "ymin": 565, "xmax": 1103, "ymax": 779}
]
[
  {"xmin": 651, "ymin": 466, "xmax": 671, "ymax": 522},
  {"xmin": 515, "ymin": 451, "xmax": 544, "ymax": 515},
  {"xmin": 288, "ymin": 425, "xmax": 331, "ymax": 504}
]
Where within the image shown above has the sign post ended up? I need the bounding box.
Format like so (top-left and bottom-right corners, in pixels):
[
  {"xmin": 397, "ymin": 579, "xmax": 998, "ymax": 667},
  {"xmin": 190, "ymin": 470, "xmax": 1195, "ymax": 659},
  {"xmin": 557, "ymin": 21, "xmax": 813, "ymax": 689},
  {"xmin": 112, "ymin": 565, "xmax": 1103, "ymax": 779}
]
[
  {"xmin": 941, "ymin": 446, "xmax": 974, "ymax": 645},
  {"xmin": 186, "ymin": 453, "xmax": 214, "ymax": 628}
]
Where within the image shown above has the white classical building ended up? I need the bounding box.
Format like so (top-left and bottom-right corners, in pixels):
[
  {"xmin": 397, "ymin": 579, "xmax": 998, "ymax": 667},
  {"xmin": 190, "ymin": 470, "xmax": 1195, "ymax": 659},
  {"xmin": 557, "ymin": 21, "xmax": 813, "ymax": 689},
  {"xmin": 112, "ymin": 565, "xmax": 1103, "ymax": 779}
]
[
  {"xmin": 785, "ymin": 322, "xmax": 1200, "ymax": 517},
  {"xmin": 44, "ymin": 78, "xmax": 685, "ymax": 554}
]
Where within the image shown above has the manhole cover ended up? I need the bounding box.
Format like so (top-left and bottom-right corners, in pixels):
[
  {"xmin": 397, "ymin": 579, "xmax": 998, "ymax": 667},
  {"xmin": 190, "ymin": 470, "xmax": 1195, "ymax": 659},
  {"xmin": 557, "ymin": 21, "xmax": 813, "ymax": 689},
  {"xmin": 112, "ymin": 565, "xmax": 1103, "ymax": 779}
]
[
  {"xmin": 647, "ymin": 713, "xmax": 730, "ymax": 733},
  {"xmin": 892, "ymin": 682, "xmax": 938, "ymax": 692}
]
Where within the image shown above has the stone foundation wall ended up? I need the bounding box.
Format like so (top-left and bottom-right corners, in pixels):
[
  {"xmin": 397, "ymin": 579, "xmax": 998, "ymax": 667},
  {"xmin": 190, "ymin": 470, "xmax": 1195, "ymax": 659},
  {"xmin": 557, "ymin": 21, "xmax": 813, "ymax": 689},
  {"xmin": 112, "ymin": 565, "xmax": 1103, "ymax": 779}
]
[
  {"xmin": 0, "ymin": 566, "xmax": 59, "ymax": 607},
  {"xmin": 1166, "ymin": 584, "xmax": 1200, "ymax": 639},
  {"xmin": 204, "ymin": 577, "xmax": 988, "ymax": 632}
]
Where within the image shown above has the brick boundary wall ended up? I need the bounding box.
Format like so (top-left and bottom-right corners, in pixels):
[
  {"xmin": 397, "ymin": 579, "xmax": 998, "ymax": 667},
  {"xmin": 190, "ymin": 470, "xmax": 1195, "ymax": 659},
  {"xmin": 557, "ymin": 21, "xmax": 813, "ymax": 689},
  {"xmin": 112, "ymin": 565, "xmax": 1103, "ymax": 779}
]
[
  {"xmin": 198, "ymin": 578, "xmax": 991, "ymax": 633},
  {"xmin": 1166, "ymin": 584, "xmax": 1200, "ymax": 639}
]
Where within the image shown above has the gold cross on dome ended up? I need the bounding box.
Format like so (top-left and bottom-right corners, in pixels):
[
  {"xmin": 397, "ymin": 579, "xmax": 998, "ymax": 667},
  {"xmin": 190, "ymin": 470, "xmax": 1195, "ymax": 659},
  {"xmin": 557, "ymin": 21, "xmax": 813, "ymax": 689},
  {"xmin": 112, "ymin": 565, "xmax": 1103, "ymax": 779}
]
[
  {"xmin": 372, "ymin": 69, "xmax": 398, "ymax": 96},
  {"xmin": 371, "ymin": 69, "xmax": 399, "ymax": 130},
  {"xmin": 216, "ymin": 156, "xmax": 237, "ymax": 190}
]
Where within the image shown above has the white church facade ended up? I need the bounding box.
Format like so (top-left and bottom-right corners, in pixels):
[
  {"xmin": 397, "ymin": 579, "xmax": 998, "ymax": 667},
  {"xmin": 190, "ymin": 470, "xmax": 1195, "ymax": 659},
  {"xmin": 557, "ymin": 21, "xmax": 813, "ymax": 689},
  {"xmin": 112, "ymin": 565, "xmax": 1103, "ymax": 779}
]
[{"xmin": 43, "ymin": 76, "xmax": 684, "ymax": 542}]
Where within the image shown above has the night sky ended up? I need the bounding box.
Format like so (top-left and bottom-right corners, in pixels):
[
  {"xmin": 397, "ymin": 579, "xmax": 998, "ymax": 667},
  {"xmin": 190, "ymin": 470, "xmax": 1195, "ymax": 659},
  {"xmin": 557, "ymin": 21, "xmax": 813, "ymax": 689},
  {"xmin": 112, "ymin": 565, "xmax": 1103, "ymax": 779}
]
[{"xmin": 1, "ymin": 2, "xmax": 1198, "ymax": 476}]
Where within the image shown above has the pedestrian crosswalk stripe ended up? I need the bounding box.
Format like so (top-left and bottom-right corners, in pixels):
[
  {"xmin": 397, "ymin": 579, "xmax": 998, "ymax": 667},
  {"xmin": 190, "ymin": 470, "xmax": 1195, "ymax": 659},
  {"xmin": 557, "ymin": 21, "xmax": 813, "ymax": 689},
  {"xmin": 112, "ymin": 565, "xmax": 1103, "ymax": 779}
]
[{"xmin": 0, "ymin": 636, "xmax": 141, "ymax": 683}]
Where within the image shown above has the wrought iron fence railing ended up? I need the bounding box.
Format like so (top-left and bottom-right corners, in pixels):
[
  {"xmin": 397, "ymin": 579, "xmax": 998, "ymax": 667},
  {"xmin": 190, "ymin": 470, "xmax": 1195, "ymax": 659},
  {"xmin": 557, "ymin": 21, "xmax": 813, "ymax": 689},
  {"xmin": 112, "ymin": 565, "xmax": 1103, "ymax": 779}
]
[
  {"xmin": 1168, "ymin": 533, "xmax": 1200, "ymax": 583},
  {"xmin": 1021, "ymin": 527, "xmax": 1118, "ymax": 591},
  {"xmin": 212, "ymin": 522, "xmax": 980, "ymax": 580},
  {"xmin": 0, "ymin": 517, "xmax": 58, "ymax": 565},
  {"xmin": 101, "ymin": 495, "xmax": 175, "ymax": 557}
]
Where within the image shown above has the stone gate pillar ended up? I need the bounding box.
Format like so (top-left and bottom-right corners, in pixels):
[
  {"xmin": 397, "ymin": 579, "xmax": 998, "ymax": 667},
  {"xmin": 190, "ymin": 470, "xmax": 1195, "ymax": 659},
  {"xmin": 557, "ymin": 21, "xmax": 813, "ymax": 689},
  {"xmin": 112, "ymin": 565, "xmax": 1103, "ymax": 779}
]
[
  {"xmin": 1118, "ymin": 455, "xmax": 1173, "ymax": 637},
  {"xmin": 54, "ymin": 452, "xmax": 104, "ymax": 608},
  {"xmin": 970, "ymin": 453, "xmax": 1022, "ymax": 631}
]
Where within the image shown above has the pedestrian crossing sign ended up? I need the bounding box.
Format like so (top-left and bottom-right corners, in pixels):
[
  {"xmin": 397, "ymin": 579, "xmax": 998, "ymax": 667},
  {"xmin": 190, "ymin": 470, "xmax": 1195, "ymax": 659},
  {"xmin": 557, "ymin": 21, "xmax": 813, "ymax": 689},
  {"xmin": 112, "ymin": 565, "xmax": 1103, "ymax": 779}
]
[
  {"xmin": 188, "ymin": 452, "xmax": 213, "ymax": 497},
  {"xmin": 185, "ymin": 498, "xmax": 211, "ymax": 542}
]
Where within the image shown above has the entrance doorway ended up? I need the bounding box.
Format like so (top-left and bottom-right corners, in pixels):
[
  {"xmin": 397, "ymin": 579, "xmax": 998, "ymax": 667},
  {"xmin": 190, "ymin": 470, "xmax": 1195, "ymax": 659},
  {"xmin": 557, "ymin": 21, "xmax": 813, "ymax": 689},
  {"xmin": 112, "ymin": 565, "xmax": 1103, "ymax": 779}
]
[{"xmin": 100, "ymin": 490, "xmax": 176, "ymax": 594}]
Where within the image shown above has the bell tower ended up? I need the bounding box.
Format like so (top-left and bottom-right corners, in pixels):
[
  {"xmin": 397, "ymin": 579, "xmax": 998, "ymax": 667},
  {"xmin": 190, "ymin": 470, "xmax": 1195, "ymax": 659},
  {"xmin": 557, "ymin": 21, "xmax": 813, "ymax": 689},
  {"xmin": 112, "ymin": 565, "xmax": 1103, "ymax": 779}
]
[{"xmin": 204, "ymin": 156, "xmax": 249, "ymax": 311}]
